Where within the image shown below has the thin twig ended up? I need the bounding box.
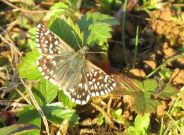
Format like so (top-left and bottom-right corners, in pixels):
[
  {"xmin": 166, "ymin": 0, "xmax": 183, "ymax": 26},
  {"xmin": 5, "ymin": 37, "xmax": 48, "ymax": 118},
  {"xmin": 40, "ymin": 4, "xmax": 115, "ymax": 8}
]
[
  {"xmin": 91, "ymin": 103, "xmax": 114, "ymax": 127},
  {"xmin": 107, "ymin": 97, "xmax": 112, "ymax": 116},
  {"xmin": 57, "ymin": 119, "xmax": 69, "ymax": 135},
  {"xmin": 0, "ymin": 100, "xmax": 28, "ymax": 108},
  {"xmin": 20, "ymin": 78, "xmax": 50, "ymax": 135},
  {"xmin": 0, "ymin": 0, "xmax": 48, "ymax": 13},
  {"xmin": 15, "ymin": 89, "xmax": 32, "ymax": 105}
]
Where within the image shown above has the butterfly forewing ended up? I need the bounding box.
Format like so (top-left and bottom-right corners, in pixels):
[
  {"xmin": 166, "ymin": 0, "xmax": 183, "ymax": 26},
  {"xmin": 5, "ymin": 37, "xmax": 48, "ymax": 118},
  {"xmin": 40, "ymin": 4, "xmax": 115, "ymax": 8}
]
[
  {"xmin": 36, "ymin": 24, "xmax": 74, "ymax": 55},
  {"xmin": 36, "ymin": 24, "xmax": 116, "ymax": 105}
]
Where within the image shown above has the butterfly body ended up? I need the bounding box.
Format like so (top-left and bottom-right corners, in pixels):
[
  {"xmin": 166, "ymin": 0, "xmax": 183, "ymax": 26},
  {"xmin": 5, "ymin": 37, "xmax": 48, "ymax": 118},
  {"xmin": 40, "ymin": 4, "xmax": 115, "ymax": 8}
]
[{"xmin": 36, "ymin": 24, "xmax": 116, "ymax": 105}]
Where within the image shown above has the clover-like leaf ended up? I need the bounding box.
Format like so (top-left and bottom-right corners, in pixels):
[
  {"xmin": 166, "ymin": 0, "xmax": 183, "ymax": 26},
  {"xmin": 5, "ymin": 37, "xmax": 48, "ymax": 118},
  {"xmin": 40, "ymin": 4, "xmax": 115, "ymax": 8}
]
[{"xmin": 32, "ymin": 78, "xmax": 58, "ymax": 105}]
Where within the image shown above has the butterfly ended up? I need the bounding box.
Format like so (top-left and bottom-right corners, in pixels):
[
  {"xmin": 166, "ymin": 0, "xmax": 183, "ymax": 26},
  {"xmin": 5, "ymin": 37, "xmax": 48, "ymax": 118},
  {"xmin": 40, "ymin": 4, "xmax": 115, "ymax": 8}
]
[{"xmin": 36, "ymin": 24, "xmax": 116, "ymax": 105}]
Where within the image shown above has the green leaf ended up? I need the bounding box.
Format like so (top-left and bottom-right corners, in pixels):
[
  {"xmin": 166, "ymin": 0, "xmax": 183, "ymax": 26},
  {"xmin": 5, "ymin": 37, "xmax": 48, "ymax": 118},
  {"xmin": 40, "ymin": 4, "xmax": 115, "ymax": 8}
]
[
  {"xmin": 143, "ymin": 79, "xmax": 158, "ymax": 92},
  {"xmin": 32, "ymin": 79, "xmax": 58, "ymax": 105},
  {"xmin": 87, "ymin": 22, "xmax": 111, "ymax": 45},
  {"xmin": 58, "ymin": 91, "xmax": 76, "ymax": 108},
  {"xmin": 50, "ymin": 2, "xmax": 69, "ymax": 10},
  {"xmin": 18, "ymin": 48, "xmax": 42, "ymax": 80},
  {"xmin": 134, "ymin": 114, "xmax": 150, "ymax": 131},
  {"xmin": 0, "ymin": 124, "xmax": 39, "ymax": 135},
  {"xmin": 50, "ymin": 18, "xmax": 83, "ymax": 50},
  {"xmin": 158, "ymin": 85, "xmax": 177, "ymax": 99},
  {"xmin": 98, "ymin": 0, "xmax": 122, "ymax": 11},
  {"xmin": 48, "ymin": 2, "xmax": 69, "ymax": 23},
  {"xmin": 110, "ymin": 109, "xmax": 124, "ymax": 124},
  {"xmin": 135, "ymin": 79, "xmax": 158, "ymax": 92},
  {"xmin": 47, "ymin": 1, "xmax": 80, "ymax": 24},
  {"xmin": 97, "ymin": 113, "xmax": 104, "ymax": 126},
  {"xmin": 159, "ymin": 68, "xmax": 172, "ymax": 79},
  {"xmin": 128, "ymin": 126, "xmax": 137, "ymax": 135},
  {"xmin": 27, "ymin": 28, "xmax": 37, "ymax": 50},
  {"xmin": 42, "ymin": 103, "xmax": 79, "ymax": 126},
  {"xmin": 17, "ymin": 106, "xmax": 41, "ymax": 128},
  {"xmin": 134, "ymin": 91, "xmax": 159, "ymax": 113},
  {"xmin": 77, "ymin": 12, "xmax": 119, "ymax": 46},
  {"xmin": 128, "ymin": 114, "xmax": 150, "ymax": 135}
]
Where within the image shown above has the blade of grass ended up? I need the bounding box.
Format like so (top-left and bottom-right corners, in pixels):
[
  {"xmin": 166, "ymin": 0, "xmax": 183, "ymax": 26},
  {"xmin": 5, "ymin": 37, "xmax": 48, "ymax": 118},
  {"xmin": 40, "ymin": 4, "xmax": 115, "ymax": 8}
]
[
  {"xmin": 20, "ymin": 79, "xmax": 50, "ymax": 135},
  {"xmin": 133, "ymin": 26, "xmax": 139, "ymax": 68},
  {"xmin": 166, "ymin": 113, "xmax": 184, "ymax": 135},
  {"xmin": 121, "ymin": 0, "xmax": 128, "ymax": 65},
  {"xmin": 146, "ymin": 54, "xmax": 184, "ymax": 78}
]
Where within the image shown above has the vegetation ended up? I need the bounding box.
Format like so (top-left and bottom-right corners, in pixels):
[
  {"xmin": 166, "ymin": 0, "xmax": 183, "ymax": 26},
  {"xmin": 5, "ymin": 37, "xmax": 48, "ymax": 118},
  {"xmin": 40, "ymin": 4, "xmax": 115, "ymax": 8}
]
[{"xmin": 0, "ymin": 0, "xmax": 184, "ymax": 134}]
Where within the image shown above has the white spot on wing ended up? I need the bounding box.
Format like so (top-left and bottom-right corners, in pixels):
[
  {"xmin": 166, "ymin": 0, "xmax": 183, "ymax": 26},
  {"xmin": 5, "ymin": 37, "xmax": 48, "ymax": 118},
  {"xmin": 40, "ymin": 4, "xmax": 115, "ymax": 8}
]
[
  {"xmin": 100, "ymin": 91, "xmax": 104, "ymax": 95},
  {"xmin": 89, "ymin": 81, "xmax": 92, "ymax": 85},
  {"xmin": 36, "ymin": 39, "xmax": 39, "ymax": 43},
  {"xmin": 112, "ymin": 83, "xmax": 116, "ymax": 87},
  {"xmin": 38, "ymin": 67, "xmax": 43, "ymax": 72},
  {"xmin": 104, "ymin": 75, "xmax": 109, "ymax": 82},
  {"xmin": 86, "ymin": 95, "xmax": 90, "ymax": 101},
  {"xmin": 91, "ymin": 92, "xmax": 95, "ymax": 96},
  {"xmin": 54, "ymin": 40, "xmax": 59, "ymax": 45},
  {"xmin": 81, "ymin": 100, "xmax": 87, "ymax": 105},
  {"xmin": 92, "ymin": 78, "xmax": 96, "ymax": 82},
  {"xmin": 71, "ymin": 98, "xmax": 76, "ymax": 103},
  {"xmin": 104, "ymin": 89, "xmax": 108, "ymax": 93},
  {"xmin": 76, "ymin": 99, "xmax": 81, "ymax": 104},
  {"xmin": 45, "ymin": 30, "xmax": 50, "ymax": 35},
  {"xmin": 96, "ymin": 92, "xmax": 100, "ymax": 96},
  {"xmin": 37, "ymin": 24, "xmax": 41, "ymax": 28},
  {"xmin": 44, "ymin": 76, "xmax": 49, "ymax": 79}
]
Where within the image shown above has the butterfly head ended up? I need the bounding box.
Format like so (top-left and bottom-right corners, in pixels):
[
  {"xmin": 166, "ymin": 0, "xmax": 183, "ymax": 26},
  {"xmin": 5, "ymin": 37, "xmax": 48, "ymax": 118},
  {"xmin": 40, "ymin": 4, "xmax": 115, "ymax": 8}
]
[{"xmin": 77, "ymin": 46, "xmax": 89, "ymax": 59}]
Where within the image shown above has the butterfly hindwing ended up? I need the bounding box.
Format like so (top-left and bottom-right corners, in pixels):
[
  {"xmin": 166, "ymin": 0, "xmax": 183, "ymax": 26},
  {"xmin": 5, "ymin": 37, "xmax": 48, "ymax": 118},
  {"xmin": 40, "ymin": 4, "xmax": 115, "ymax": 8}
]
[{"xmin": 64, "ymin": 61, "xmax": 116, "ymax": 105}]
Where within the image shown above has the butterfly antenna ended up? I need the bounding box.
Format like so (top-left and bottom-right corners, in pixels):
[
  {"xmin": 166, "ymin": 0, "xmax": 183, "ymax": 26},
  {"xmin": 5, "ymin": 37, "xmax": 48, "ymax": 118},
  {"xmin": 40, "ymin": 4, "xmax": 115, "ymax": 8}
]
[
  {"xmin": 86, "ymin": 51, "xmax": 106, "ymax": 55},
  {"xmin": 72, "ymin": 31, "xmax": 82, "ymax": 49}
]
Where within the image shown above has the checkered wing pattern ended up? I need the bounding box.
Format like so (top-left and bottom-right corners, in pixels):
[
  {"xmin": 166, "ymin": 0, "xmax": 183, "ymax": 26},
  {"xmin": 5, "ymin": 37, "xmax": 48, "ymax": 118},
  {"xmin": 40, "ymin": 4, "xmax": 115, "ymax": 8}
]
[{"xmin": 36, "ymin": 24, "xmax": 116, "ymax": 105}]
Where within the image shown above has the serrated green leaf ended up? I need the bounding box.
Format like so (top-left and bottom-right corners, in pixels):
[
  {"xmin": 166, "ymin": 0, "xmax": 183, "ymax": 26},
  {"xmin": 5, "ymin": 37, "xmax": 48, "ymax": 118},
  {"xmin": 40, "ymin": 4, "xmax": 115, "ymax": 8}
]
[
  {"xmin": 158, "ymin": 85, "xmax": 177, "ymax": 99},
  {"xmin": 50, "ymin": 18, "xmax": 83, "ymax": 50},
  {"xmin": 27, "ymin": 28, "xmax": 36, "ymax": 50},
  {"xmin": 17, "ymin": 104, "xmax": 79, "ymax": 128},
  {"xmin": 50, "ymin": 2, "xmax": 69, "ymax": 10},
  {"xmin": 58, "ymin": 91, "xmax": 76, "ymax": 108},
  {"xmin": 0, "ymin": 124, "xmax": 39, "ymax": 135},
  {"xmin": 17, "ymin": 106, "xmax": 41, "ymax": 128},
  {"xmin": 143, "ymin": 79, "xmax": 158, "ymax": 92},
  {"xmin": 87, "ymin": 22, "xmax": 111, "ymax": 45},
  {"xmin": 47, "ymin": 1, "xmax": 81, "ymax": 25},
  {"xmin": 42, "ymin": 103, "xmax": 79, "ymax": 126},
  {"xmin": 18, "ymin": 48, "xmax": 42, "ymax": 80},
  {"xmin": 77, "ymin": 12, "xmax": 119, "ymax": 47},
  {"xmin": 134, "ymin": 91, "xmax": 159, "ymax": 113},
  {"xmin": 134, "ymin": 79, "xmax": 158, "ymax": 92},
  {"xmin": 32, "ymin": 79, "xmax": 58, "ymax": 105}
]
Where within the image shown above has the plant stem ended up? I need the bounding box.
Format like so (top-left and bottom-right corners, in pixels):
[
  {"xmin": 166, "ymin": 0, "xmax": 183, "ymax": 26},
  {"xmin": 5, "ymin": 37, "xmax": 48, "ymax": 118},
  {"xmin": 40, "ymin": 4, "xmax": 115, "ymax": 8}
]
[
  {"xmin": 121, "ymin": 0, "xmax": 128, "ymax": 65},
  {"xmin": 146, "ymin": 54, "xmax": 184, "ymax": 78}
]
